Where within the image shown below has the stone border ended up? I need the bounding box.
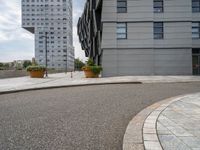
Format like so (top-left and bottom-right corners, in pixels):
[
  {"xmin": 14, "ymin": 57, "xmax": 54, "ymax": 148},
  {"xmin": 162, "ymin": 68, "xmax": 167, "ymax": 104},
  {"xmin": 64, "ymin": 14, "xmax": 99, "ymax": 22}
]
[
  {"xmin": 0, "ymin": 81, "xmax": 142, "ymax": 95},
  {"xmin": 123, "ymin": 94, "xmax": 192, "ymax": 150}
]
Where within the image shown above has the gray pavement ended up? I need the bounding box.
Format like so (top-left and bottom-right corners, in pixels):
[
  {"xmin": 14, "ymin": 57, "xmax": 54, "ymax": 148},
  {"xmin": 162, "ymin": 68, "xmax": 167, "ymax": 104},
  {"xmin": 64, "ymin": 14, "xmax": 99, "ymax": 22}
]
[
  {"xmin": 157, "ymin": 93, "xmax": 200, "ymax": 150},
  {"xmin": 1, "ymin": 72, "xmax": 200, "ymax": 93},
  {"xmin": 1, "ymin": 83, "xmax": 200, "ymax": 150}
]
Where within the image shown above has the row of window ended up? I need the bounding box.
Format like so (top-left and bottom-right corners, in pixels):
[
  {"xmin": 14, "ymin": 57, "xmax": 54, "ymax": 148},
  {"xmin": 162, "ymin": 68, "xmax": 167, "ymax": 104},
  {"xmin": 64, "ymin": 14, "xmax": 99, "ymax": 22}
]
[
  {"xmin": 22, "ymin": 4, "xmax": 64, "ymax": 7},
  {"xmin": 38, "ymin": 44, "xmax": 68, "ymax": 48},
  {"xmin": 23, "ymin": 0, "xmax": 66, "ymax": 2},
  {"xmin": 23, "ymin": 8, "xmax": 67, "ymax": 12},
  {"xmin": 116, "ymin": 22, "xmax": 200, "ymax": 39},
  {"xmin": 23, "ymin": 17, "xmax": 68, "ymax": 21},
  {"xmin": 23, "ymin": 22, "xmax": 68, "ymax": 26},
  {"xmin": 39, "ymin": 50, "xmax": 67, "ymax": 53},
  {"xmin": 117, "ymin": 0, "xmax": 200, "ymax": 13}
]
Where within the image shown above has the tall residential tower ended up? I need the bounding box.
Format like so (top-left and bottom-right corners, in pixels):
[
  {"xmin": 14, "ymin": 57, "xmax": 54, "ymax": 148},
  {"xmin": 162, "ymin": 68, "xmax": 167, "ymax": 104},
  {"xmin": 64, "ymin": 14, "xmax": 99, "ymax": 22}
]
[
  {"xmin": 78, "ymin": 0, "xmax": 200, "ymax": 77},
  {"xmin": 22, "ymin": 0, "xmax": 74, "ymax": 71}
]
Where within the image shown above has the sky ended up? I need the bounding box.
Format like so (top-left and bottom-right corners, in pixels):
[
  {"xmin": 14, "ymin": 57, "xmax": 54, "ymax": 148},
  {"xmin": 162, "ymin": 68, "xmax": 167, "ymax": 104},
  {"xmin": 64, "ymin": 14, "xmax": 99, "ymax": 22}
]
[{"xmin": 0, "ymin": 0, "xmax": 86, "ymax": 62}]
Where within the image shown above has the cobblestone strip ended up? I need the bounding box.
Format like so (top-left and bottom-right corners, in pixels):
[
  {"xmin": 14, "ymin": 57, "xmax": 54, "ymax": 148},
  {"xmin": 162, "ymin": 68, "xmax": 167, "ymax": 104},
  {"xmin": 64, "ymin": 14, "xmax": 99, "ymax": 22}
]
[
  {"xmin": 123, "ymin": 95, "xmax": 188, "ymax": 150},
  {"xmin": 143, "ymin": 96, "xmax": 187, "ymax": 150}
]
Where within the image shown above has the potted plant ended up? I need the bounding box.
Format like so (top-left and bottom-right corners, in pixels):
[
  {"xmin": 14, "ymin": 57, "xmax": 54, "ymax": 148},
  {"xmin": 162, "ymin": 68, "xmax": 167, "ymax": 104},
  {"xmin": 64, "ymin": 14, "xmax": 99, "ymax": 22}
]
[
  {"xmin": 26, "ymin": 65, "xmax": 46, "ymax": 78},
  {"xmin": 82, "ymin": 58, "xmax": 102, "ymax": 78}
]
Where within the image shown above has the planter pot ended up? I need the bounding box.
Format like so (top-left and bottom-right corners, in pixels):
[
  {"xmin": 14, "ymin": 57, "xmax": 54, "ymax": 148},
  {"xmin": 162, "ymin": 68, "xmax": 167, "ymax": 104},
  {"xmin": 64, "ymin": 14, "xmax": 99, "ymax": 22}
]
[
  {"xmin": 29, "ymin": 70, "xmax": 45, "ymax": 78},
  {"xmin": 83, "ymin": 69, "xmax": 99, "ymax": 78}
]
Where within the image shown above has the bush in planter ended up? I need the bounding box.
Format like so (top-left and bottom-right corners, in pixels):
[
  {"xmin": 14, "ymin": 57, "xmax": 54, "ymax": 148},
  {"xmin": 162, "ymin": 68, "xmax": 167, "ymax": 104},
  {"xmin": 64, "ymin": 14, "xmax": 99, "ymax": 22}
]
[
  {"xmin": 82, "ymin": 59, "xmax": 102, "ymax": 78},
  {"xmin": 26, "ymin": 66, "xmax": 46, "ymax": 72},
  {"xmin": 82, "ymin": 66, "xmax": 102, "ymax": 75},
  {"xmin": 26, "ymin": 66, "xmax": 46, "ymax": 78}
]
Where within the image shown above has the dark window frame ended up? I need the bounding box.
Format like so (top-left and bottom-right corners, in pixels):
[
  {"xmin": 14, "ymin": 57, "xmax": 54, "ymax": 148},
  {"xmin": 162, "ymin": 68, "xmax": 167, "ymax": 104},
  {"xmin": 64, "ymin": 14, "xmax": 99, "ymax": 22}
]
[
  {"xmin": 117, "ymin": 22, "xmax": 127, "ymax": 40},
  {"xmin": 117, "ymin": 0, "xmax": 127, "ymax": 13},
  {"xmin": 192, "ymin": 0, "xmax": 200, "ymax": 12},
  {"xmin": 154, "ymin": 0, "xmax": 164, "ymax": 13},
  {"xmin": 154, "ymin": 22, "xmax": 164, "ymax": 39},
  {"xmin": 192, "ymin": 22, "xmax": 200, "ymax": 39}
]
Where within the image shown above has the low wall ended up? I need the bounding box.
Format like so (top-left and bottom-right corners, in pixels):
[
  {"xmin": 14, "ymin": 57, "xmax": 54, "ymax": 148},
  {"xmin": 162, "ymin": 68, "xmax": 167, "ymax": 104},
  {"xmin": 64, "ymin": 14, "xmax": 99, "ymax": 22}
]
[
  {"xmin": 0, "ymin": 70, "xmax": 67, "ymax": 79},
  {"xmin": 0, "ymin": 70, "xmax": 28, "ymax": 79}
]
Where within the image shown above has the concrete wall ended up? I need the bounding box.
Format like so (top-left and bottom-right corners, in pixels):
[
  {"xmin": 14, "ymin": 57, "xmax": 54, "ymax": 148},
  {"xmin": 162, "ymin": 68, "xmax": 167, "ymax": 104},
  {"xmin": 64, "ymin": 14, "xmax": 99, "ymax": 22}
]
[
  {"xmin": 0, "ymin": 70, "xmax": 28, "ymax": 79},
  {"xmin": 100, "ymin": 0, "xmax": 199, "ymax": 77},
  {"xmin": 154, "ymin": 0, "xmax": 191, "ymax": 21},
  {"xmin": 102, "ymin": 22, "xmax": 193, "ymax": 49},
  {"xmin": 154, "ymin": 22, "xmax": 192, "ymax": 48},
  {"xmin": 102, "ymin": 48, "xmax": 192, "ymax": 77}
]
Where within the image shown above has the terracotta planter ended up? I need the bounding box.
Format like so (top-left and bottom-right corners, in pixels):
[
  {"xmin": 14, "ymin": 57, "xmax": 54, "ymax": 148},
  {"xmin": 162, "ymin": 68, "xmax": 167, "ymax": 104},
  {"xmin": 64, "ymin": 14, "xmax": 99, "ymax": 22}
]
[
  {"xmin": 83, "ymin": 69, "xmax": 99, "ymax": 78},
  {"xmin": 29, "ymin": 70, "xmax": 45, "ymax": 78}
]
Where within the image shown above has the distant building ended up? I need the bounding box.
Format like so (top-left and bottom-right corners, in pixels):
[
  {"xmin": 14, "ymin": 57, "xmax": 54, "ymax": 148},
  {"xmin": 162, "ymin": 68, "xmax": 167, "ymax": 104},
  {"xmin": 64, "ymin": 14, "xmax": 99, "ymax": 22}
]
[
  {"xmin": 12, "ymin": 60, "xmax": 24, "ymax": 69},
  {"xmin": 22, "ymin": 0, "xmax": 74, "ymax": 71},
  {"xmin": 78, "ymin": 0, "xmax": 200, "ymax": 76}
]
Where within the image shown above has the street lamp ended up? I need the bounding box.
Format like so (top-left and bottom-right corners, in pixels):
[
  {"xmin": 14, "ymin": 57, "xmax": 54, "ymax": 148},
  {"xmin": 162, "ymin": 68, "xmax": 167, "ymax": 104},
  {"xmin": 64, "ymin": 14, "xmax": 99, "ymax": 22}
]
[{"xmin": 40, "ymin": 31, "xmax": 48, "ymax": 77}]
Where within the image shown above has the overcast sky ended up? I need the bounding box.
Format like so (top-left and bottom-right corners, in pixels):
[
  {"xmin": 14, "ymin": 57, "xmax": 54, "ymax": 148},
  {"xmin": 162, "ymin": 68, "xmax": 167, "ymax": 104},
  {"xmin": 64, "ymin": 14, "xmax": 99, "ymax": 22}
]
[{"xmin": 0, "ymin": 0, "xmax": 86, "ymax": 62}]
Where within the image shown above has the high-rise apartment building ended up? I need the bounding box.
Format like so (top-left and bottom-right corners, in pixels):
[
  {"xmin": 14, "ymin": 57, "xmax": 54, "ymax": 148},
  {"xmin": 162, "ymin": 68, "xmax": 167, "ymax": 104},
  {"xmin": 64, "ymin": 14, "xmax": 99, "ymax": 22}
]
[
  {"xmin": 78, "ymin": 0, "xmax": 200, "ymax": 77},
  {"xmin": 22, "ymin": 0, "xmax": 74, "ymax": 71}
]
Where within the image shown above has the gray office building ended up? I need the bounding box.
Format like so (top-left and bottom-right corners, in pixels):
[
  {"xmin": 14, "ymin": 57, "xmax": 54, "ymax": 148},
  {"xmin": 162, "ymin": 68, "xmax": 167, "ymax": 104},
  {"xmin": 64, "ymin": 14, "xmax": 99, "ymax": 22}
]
[
  {"xmin": 78, "ymin": 0, "xmax": 200, "ymax": 77},
  {"xmin": 22, "ymin": 0, "xmax": 74, "ymax": 71}
]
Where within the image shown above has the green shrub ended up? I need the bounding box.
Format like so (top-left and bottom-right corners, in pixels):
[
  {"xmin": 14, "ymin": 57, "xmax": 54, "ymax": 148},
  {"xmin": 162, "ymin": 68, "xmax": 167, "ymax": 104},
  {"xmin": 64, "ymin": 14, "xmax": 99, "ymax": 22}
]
[
  {"xmin": 86, "ymin": 58, "xmax": 95, "ymax": 66},
  {"xmin": 90, "ymin": 66, "xmax": 102, "ymax": 75},
  {"xmin": 23, "ymin": 60, "xmax": 32, "ymax": 68},
  {"xmin": 0, "ymin": 67, "xmax": 4, "ymax": 70},
  {"xmin": 26, "ymin": 66, "xmax": 46, "ymax": 72},
  {"xmin": 82, "ymin": 58, "xmax": 102, "ymax": 75}
]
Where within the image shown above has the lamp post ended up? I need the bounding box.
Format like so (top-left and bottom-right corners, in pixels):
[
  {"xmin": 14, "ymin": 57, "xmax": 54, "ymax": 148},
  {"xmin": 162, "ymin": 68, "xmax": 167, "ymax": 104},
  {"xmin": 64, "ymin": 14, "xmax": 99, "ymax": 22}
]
[
  {"xmin": 45, "ymin": 32, "xmax": 48, "ymax": 77},
  {"xmin": 40, "ymin": 31, "xmax": 48, "ymax": 77}
]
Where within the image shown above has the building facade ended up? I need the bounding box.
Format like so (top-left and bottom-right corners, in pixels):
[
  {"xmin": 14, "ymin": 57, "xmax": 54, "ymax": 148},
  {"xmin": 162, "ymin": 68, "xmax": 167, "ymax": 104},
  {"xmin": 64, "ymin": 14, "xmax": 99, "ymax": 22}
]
[
  {"xmin": 78, "ymin": 0, "xmax": 200, "ymax": 77},
  {"xmin": 22, "ymin": 0, "xmax": 74, "ymax": 71}
]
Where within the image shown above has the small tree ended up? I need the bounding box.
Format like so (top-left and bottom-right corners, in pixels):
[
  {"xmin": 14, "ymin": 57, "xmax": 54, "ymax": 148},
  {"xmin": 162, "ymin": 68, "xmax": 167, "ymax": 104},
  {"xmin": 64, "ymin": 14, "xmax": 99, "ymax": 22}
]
[
  {"xmin": 0, "ymin": 62, "xmax": 4, "ymax": 70},
  {"xmin": 23, "ymin": 60, "xmax": 32, "ymax": 69},
  {"xmin": 75, "ymin": 58, "xmax": 85, "ymax": 71},
  {"xmin": 3, "ymin": 63, "xmax": 10, "ymax": 70}
]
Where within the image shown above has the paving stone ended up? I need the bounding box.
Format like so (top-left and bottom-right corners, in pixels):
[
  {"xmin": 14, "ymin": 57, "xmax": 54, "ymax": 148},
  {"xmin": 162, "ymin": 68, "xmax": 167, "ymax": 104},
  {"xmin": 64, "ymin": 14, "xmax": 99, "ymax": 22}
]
[
  {"xmin": 157, "ymin": 122, "xmax": 171, "ymax": 135},
  {"xmin": 157, "ymin": 93, "xmax": 200, "ymax": 150},
  {"xmin": 144, "ymin": 122, "xmax": 156, "ymax": 129},
  {"xmin": 179, "ymin": 136, "xmax": 200, "ymax": 148},
  {"xmin": 123, "ymin": 143, "xmax": 144, "ymax": 150},
  {"xmin": 158, "ymin": 134, "xmax": 190, "ymax": 150},
  {"xmin": 144, "ymin": 141, "xmax": 162, "ymax": 150},
  {"xmin": 124, "ymin": 131, "xmax": 143, "ymax": 144},
  {"xmin": 143, "ymin": 134, "xmax": 158, "ymax": 141},
  {"xmin": 143, "ymin": 128, "xmax": 156, "ymax": 134}
]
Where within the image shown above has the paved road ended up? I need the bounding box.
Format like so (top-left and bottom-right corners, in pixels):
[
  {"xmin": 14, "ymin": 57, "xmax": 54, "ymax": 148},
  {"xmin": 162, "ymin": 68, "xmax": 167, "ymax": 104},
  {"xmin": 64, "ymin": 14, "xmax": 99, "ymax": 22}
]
[{"xmin": 0, "ymin": 83, "xmax": 200, "ymax": 150}]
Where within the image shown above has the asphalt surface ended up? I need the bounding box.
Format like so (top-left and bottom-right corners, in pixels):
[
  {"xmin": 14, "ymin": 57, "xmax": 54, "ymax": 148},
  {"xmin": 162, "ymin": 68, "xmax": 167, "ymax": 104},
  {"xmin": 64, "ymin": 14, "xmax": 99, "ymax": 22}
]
[{"xmin": 0, "ymin": 83, "xmax": 200, "ymax": 150}]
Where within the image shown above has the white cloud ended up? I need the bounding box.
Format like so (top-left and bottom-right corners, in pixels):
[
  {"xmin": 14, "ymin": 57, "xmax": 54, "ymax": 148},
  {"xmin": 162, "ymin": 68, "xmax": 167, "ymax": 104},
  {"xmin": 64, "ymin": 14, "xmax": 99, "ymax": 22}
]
[{"xmin": 0, "ymin": 0, "xmax": 33, "ymax": 42}]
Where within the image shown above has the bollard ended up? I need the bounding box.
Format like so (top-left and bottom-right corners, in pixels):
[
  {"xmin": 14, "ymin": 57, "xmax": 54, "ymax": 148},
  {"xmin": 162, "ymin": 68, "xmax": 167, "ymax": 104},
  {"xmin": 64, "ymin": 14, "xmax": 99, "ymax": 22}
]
[{"xmin": 71, "ymin": 71, "xmax": 73, "ymax": 78}]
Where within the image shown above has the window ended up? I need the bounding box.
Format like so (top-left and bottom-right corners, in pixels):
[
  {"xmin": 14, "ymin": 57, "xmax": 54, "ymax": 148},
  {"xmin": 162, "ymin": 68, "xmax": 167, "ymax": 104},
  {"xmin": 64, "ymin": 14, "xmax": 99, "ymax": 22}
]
[
  {"xmin": 117, "ymin": 23, "xmax": 127, "ymax": 39},
  {"xmin": 192, "ymin": 22, "xmax": 200, "ymax": 39},
  {"xmin": 154, "ymin": 22, "xmax": 164, "ymax": 39},
  {"xmin": 117, "ymin": 0, "xmax": 127, "ymax": 13},
  {"xmin": 154, "ymin": 0, "xmax": 163, "ymax": 13},
  {"xmin": 192, "ymin": 0, "xmax": 200, "ymax": 12}
]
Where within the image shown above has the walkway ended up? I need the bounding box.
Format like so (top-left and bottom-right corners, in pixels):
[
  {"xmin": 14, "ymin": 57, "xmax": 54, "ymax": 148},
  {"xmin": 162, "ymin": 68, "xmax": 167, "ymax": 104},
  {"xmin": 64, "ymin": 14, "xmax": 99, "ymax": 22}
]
[
  {"xmin": 123, "ymin": 93, "xmax": 200, "ymax": 150},
  {"xmin": 1, "ymin": 71, "xmax": 200, "ymax": 94}
]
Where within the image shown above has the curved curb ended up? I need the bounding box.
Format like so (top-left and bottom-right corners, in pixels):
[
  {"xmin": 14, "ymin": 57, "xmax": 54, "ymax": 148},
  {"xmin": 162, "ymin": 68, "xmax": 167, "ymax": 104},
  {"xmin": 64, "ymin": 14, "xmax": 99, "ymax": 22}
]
[
  {"xmin": 0, "ymin": 81, "xmax": 142, "ymax": 95},
  {"xmin": 122, "ymin": 93, "xmax": 197, "ymax": 150}
]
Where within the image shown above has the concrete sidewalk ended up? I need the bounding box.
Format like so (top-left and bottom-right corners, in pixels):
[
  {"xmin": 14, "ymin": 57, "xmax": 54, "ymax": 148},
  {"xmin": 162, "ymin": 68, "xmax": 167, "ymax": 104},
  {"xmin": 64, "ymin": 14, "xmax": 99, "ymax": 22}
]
[
  {"xmin": 123, "ymin": 93, "xmax": 200, "ymax": 150},
  {"xmin": 1, "ymin": 72, "xmax": 200, "ymax": 93}
]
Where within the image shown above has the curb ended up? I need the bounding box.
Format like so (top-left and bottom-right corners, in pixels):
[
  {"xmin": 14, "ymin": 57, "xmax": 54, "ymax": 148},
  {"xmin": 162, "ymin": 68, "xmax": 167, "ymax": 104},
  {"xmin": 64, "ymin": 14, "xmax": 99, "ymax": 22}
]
[
  {"xmin": 0, "ymin": 81, "xmax": 142, "ymax": 95},
  {"xmin": 122, "ymin": 93, "xmax": 197, "ymax": 150}
]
